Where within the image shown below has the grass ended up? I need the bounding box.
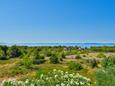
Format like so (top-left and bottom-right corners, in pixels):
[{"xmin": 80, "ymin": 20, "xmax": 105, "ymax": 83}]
[{"xmin": 0, "ymin": 52, "xmax": 114, "ymax": 86}]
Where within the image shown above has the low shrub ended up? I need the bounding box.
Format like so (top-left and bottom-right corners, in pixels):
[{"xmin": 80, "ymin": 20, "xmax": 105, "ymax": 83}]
[
  {"xmin": 20, "ymin": 57, "xmax": 33, "ymax": 69},
  {"xmin": 88, "ymin": 59, "xmax": 98, "ymax": 68},
  {"xmin": 75, "ymin": 54, "xmax": 81, "ymax": 59},
  {"xmin": 33, "ymin": 59, "xmax": 45, "ymax": 64},
  {"xmin": 101, "ymin": 56, "xmax": 115, "ymax": 68},
  {"xmin": 68, "ymin": 61, "xmax": 83, "ymax": 71},
  {"xmin": 2, "ymin": 69, "xmax": 91, "ymax": 86},
  {"xmin": 96, "ymin": 67, "xmax": 115, "ymax": 86},
  {"xmin": 97, "ymin": 53, "xmax": 106, "ymax": 58},
  {"xmin": 0, "ymin": 56, "xmax": 8, "ymax": 60},
  {"xmin": 50, "ymin": 54, "xmax": 59, "ymax": 64},
  {"xmin": 10, "ymin": 66, "xmax": 27, "ymax": 76}
]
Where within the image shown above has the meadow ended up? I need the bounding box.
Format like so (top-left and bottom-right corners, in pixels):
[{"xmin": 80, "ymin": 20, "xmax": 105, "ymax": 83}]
[{"xmin": 0, "ymin": 45, "xmax": 115, "ymax": 86}]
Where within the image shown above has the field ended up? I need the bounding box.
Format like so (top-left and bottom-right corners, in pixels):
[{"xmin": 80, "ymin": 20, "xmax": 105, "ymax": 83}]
[{"xmin": 0, "ymin": 45, "xmax": 115, "ymax": 86}]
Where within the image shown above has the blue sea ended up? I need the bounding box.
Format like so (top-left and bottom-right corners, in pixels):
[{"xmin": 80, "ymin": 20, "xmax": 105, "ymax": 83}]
[{"xmin": 0, "ymin": 43, "xmax": 115, "ymax": 48}]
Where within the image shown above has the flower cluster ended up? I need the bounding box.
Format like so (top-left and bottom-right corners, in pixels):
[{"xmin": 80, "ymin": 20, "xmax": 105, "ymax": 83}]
[{"xmin": 2, "ymin": 69, "xmax": 91, "ymax": 86}]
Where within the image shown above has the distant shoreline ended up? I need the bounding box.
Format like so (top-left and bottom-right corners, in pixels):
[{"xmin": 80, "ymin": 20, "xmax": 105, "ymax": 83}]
[{"xmin": 0, "ymin": 43, "xmax": 115, "ymax": 48}]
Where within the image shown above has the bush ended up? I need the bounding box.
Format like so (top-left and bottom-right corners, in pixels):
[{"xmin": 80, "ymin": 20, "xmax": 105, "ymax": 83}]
[
  {"xmin": 68, "ymin": 61, "xmax": 83, "ymax": 70},
  {"xmin": 2, "ymin": 69, "xmax": 91, "ymax": 86},
  {"xmin": 75, "ymin": 54, "xmax": 81, "ymax": 59},
  {"xmin": 10, "ymin": 66, "xmax": 27, "ymax": 76},
  {"xmin": 31, "ymin": 50, "xmax": 45, "ymax": 64},
  {"xmin": 20, "ymin": 57, "xmax": 33, "ymax": 69},
  {"xmin": 83, "ymin": 54, "xmax": 86, "ymax": 57},
  {"xmin": 96, "ymin": 67, "xmax": 115, "ymax": 86},
  {"xmin": 49, "ymin": 54, "xmax": 59, "ymax": 64},
  {"xmin": 61, "ymin": 53, "xmax": 66, "ymax": 58},
  {"xmin": 97, "ymin": 53, "xmax": 106, "ymax": 58},
  {"xmin": 101, "ymin": 56, "xmax": 115, "ymax": 68},
  {"xmin": 88, "ymin": 59, "xmax": 98, "ymax": 68},
  {"xmin": 8, "ymin": 45, "xmax": 21, "ymax": 58},
  {"xmin": 0, "ymin": 49, "xmax": 8, "ymax": 60},
  {"xmin": 0, "ymin": 56, "xmax": 8, "ymax": 60},
  {"xmin": 33, "ymin": 59, "xmax": 45, "ymax": 64}
]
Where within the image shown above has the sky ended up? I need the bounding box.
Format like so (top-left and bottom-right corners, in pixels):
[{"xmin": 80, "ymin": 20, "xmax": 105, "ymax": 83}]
[{"xmin": 0, "ymin": 0, "xmax": 115, "ymax": 43}]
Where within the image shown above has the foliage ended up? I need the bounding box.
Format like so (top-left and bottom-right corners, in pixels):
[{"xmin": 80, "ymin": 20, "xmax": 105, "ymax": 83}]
[
  {"xmin": 8, "ymin": 45, "xmax": 21, "ymax": 58},
  {"xmin": 68, "ymin": 61, "xmax": 83, "ymax": 70},
  {"xmin": 88, "ymin": 59, "xmax": 98, "ymax": 68},
  {"xmin": 0, "ymin": 49, "xmax": 8, "ymax": 60},
  {"xmin": 97, "ymin": 53, "xmax": 106, "ymax": 58},
  {"xmin": 10, "ymin": 66, "xmax": 27, "ymax": 76},
  {"xmin": 101, "ymin": 56, "xmax": 115, "ymax": 68},
  {"xmin": 19, "ymin": 57, "xmax": 33, "ymax": 69},
  {"xmin": 50, "ymin": 54, "xmax": 59, "ymax": 64},
  {"xmin": 75, "ymin": 54, "xmax": 81, "ymax": 59},
  {"xmin": 90, "ymin": 46, "xmax": 115, "ymax": 52},
  {"xmin": 61, "ymin": 53, "xmax": 66, "ymax": 58},
  {"xmin": 2, "ymin": 69, "xmax": 91, "ymax": 86},
  {"xmin": 95, "ymin": 67, "xmax": 115, "ymax": 86}
]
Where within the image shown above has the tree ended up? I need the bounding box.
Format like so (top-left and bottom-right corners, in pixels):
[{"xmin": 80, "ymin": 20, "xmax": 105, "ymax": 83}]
[
  {"xmin": 0, "ymin": 45, "xmax": 8, "ymax": 56},
  {"xmin": 8, "ymin": 45, "xmax": 21, "ymax": 58},
  {"xmin": 50, "ymin": 54, "xmax": 59, "ymax": 64},
  {"xmin": 0, "ymin": 49, "xmax": 8, "ymax": 60},
  {"xmin": 32, "ymin": 49, "xmax": 45, "ymax": 64}
]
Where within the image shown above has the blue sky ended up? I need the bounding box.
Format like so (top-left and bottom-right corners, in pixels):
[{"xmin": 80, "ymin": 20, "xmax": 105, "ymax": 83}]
[{"xmin": 0, "ymin": 0, "xmax": 115, "ymax": 43}]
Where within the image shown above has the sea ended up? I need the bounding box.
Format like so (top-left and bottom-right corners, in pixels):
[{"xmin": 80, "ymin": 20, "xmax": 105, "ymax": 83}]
[{"xmin": 0, "ymin": 43, "xmax": 115, "ymax": 48}]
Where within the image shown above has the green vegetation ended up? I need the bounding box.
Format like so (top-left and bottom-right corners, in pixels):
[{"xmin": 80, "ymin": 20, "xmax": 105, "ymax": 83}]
[
  {"xmin": 0, "ymin": 45, "xmax": 115, "ymax": 85},
  {"xmin": 50, "ymin": 54, "xmax": 59, "ymax": 64},
  {"xmin": 96, "ymin": 67, "xmax": 115, "ymax": 86},
  {"xmin": 97, "ymin": 53, "xmax": 106, "ymax": 58},
  {"xmin": 68, "ymin": 61, "xmax": 83, "ymax": 70},
  {"xmin": 75, "ymin": 53, "xmax": 81, "ymax": 59},
  {"xmin": 2, "ymin": 70, "xmax": 91, "ymax": 86},
  {"xmin": 88, "ymin": 59, "xmax": 98, "ymax": 68}
]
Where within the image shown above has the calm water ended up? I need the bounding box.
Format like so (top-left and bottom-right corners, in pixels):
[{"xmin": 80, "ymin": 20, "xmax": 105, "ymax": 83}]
[{"xmin": 0, "ymin": 43, "xmax": 115, "ymax": 48}]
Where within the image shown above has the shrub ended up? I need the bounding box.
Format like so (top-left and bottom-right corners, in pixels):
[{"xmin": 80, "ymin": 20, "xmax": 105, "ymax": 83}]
[
  {"xmin": 68, "ymin": 61, "xmax": 83, "ymax": 70},
  {"xmin": 61, "ymin": 53, "xmax": 66, "ymax": 58},
  {"xmin": 88, "ymin": 59, "xmax": 98, "ymax": 68},
  {"xmin": 101, "ymin": 56, "xmax": 115, "ymax": 68},
  {"xmin": 75, "ymin": 54, "xmax": 81, "ymax": 59},
  {"xmin": 97, "ymin": 53, "xmax": 106, "ymax": 58},
  {"xmin": 2, "ymin": 69, "xmax": 91, "ymax": 86},
  {"xmin": 32, "ymin": 50, "xmax": 45, "ymax": 64},
  {"xmin": 0, "ymin": 56, "xmax": 8, "ymax": 60},
  {"xmin": 49, "ymin": 54, "xmax": 59, "ymax": 64},
  {"xmin": 20, "ymin": 57, "xmax": 33, "ymax": 69},
  {"xmin": 8, "ymin": 45, "xmax": 21, "ymax": 58},
  {"xmin": 33, "ymin": 59, "xmax": 45, "ymax": 64},
  {"xmin": 10, "ymin": 66, "xmax": 27, "ymax": 76},
  {"xmin": 83, "ymin": 54, "xmax": 86, "ymax": 57},
  {"xmin": 0, "ymin": 49, "xmax": 8, "ymax": 60},
  {"xmin": 95, "ymin": 67, "xmax": 115, "ymax": 86}
]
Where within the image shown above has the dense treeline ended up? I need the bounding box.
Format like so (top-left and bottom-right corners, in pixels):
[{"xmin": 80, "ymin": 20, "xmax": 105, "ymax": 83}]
[
  {"xmin": 89, "ymin": 46, "xmax": 115, "ymax": 52},
  {"xmin": 0, "ymin": 45, "xmax": 115, "ymax": 60}
]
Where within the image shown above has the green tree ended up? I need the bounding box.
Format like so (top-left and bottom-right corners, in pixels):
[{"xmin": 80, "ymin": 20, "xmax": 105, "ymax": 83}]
[
  {"xmin": 50, "ymin": 54, "xmax": 59, "ymax": 64},
  {"xmin": 8, "ymin": 45, "xmax": 21, "ymax": 58},
  {"xmin": 0, "ymin": 49, "xmax": 8, "ymax": 60}
]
